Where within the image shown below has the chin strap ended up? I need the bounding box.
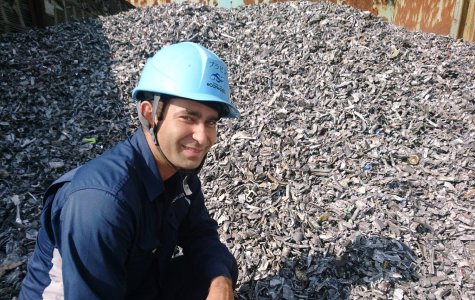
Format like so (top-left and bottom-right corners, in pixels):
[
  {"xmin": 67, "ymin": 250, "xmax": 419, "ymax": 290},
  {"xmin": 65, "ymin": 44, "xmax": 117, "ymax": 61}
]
[{"xmin": 136, "ymin": 95, "xmax": 206, "ymax": 175}]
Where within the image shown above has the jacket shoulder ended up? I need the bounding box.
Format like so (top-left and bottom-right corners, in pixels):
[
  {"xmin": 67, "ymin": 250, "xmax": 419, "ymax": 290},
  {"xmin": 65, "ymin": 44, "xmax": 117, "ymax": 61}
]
[{"xmin": 70, "ymin": 142, "xmax": 137, "ymax": 197}]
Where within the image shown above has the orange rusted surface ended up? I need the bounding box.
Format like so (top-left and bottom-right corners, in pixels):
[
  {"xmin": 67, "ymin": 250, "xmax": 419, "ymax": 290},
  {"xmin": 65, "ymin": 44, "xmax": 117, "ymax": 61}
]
[
  {"xmin": 339, "ymin": 0, "xmax": 377, "ymax": 14},
  {"xmin": 327, "ymin": 0, "xmax": 378, "ymax": 14},
  {"xmin": 393, "ymin": 0, "xmax": 456, "ymax": 36}
]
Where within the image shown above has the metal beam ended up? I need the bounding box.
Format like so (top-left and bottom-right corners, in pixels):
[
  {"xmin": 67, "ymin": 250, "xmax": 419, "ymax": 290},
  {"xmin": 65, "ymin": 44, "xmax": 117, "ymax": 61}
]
[
  {"xmin": 451, "ymin": 0, "xmax": 465, "ymax": 39},
  {"xmin": 456, "ymin": 0, "xmax": 470, "ymax": 39},
  {"xmin": 111, "ymin": 0, "xmax": 116, "ymax": 14},
  {"xmin": 32, "ymin": 0, "xmax": 47, "ymax": 29},
  {"xmin": 27, "ymin": 0, "xmax": 37, "ymax": 28},
  {"xmin": 467, "ymin": 0, "xmax": 475, "ymax": 41}
]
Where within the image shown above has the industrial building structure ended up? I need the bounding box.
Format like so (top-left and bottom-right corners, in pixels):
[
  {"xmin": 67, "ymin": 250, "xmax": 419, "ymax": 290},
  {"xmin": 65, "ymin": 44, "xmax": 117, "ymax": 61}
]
[{"xmin": 0, "ymin": 0, "xmax": 134, "ymax": 34}]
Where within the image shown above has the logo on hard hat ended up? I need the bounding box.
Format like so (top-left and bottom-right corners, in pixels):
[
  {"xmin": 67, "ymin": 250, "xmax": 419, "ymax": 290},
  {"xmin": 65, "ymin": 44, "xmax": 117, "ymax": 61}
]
[
  {"xmin": 206, "ymin": 82, "xmax": 226, "ymax": 95},
  {"xmin": 210, "ymin": 73, "xmax": 224, "ymax": 83}
]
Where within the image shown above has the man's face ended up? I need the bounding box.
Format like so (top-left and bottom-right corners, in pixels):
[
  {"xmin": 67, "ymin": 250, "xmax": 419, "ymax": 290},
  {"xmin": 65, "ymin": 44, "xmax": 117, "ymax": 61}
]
[{"xmin": 156, "ymin": 98, "xmax": 219, "ymax": 170}]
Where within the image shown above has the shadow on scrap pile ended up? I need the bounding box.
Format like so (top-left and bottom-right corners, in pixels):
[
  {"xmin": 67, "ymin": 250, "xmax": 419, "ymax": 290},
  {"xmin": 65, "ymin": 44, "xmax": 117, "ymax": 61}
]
[{"xmin": 0, "ymin": 18, "xmax": 132, "ymax": 296}]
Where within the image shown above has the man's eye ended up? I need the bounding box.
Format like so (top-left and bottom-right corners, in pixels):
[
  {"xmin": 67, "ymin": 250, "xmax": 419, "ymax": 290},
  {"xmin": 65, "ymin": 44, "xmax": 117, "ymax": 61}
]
[{"xmin": 207, "ymin": 121, "xmax": 217, "ymax": 127}]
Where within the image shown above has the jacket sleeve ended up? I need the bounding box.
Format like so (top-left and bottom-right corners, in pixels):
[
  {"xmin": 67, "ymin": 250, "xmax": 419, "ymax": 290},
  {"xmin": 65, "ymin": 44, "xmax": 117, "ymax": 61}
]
[
  {"xmin": 59, "ymin": 189, "xmax": 134, "ymax": 300},
  {"xmin": 177, "ymin": 176, "xmax": 236, "ymax": 287}
]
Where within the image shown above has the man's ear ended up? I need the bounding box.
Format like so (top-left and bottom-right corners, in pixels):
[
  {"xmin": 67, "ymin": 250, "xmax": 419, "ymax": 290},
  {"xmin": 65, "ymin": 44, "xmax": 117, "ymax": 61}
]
[{"xmin": 140, "ymin": 101, "xmax": 154, "ymax": 125}]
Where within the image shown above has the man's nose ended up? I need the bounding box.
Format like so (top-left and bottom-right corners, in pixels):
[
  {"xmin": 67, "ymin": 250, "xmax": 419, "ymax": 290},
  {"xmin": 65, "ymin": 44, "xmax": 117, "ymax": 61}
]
[{"xmin": 192, "ymin": 124, "xmax": 208, "ymax": 145}]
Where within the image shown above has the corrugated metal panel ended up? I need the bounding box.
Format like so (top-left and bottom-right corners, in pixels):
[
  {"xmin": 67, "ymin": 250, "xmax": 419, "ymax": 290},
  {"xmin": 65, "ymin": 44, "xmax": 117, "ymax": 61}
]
[
  {"xmin": 451, "ymin": 0, "xmax": 464, "ymax": 38},
  {"xmin": 461, "ymin": 0, "xmax": 474, "ymax": 41},
  {"xmin": 393, "ymin": 0, "xmax": 456, "ymax": 36},
  {"xmin": 0, "ymin": 0, "xmax": 135, "ymax": 33},
  {"xmin": 65, "ymin": 3, "xmax": 74, "ymax": 20},
  {"xmin": 46, "ymin": 13, "xmax": 55, "ymax": 27},
  {"xmin": 0, "ymin": 0, "xmax": 31, "ymax": 34},
  {"xmin": 126, "ymin": 0, "xmax": 474, "ymax": 42},
  {"xmin": 56, "ymin": 6, "xmax": 65, "ymax": 23}
]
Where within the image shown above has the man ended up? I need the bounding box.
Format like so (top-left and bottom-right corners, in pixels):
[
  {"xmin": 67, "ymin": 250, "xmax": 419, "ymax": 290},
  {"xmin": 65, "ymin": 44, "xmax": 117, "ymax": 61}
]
[{"xmin": 19, "ymin": 42, "xmax": 240, "ymax": 300}]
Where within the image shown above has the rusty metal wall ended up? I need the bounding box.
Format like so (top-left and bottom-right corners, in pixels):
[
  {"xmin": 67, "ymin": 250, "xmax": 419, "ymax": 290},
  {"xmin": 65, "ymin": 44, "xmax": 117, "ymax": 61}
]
[
  {"xmin": 0, "ymin": 0, "xmax": 35, "ymax": 34},
  {"xmin": 126, "ymin": 0, "xmax": 475, "ymax": 42},
  {"xmin": 0, "ymin": 0, "xmax": 135, "ymax": 34}
]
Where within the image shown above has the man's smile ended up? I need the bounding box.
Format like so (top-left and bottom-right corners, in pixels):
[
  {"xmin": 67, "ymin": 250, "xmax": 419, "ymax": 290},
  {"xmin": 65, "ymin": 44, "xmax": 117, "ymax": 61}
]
[{"xmin": 183, "ymin": 146, "xmax": 204, "ymax": 153}]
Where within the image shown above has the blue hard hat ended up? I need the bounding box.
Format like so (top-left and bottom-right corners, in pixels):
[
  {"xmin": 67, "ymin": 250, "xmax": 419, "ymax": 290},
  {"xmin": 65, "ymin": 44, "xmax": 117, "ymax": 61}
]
[{"xmin": 132, "ymin": 42, "xmax": 240, "ymax": 118}]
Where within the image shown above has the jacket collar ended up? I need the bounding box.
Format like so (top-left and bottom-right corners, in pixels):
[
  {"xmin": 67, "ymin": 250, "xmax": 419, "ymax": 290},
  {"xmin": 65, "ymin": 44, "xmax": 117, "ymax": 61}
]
[{"xmin": 130, "ymin": 127, "xmax": 167, "ymax": 202}]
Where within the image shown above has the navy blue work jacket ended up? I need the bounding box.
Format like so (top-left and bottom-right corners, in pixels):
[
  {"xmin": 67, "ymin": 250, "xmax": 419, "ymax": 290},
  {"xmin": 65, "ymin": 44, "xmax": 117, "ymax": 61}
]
[{"xmin": 19, "ymin": 128, "xmax": 235, "ymax": 300}]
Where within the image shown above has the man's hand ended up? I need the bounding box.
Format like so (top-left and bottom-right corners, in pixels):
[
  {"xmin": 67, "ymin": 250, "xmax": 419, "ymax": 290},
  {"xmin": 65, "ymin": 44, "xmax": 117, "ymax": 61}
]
[{"xmin": 206, "ymin": 276, "xmax": 235, "ymax": 300}]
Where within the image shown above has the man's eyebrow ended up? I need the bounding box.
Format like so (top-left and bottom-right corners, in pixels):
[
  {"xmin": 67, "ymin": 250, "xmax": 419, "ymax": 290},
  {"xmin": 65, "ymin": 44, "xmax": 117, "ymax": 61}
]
[
  {"xmin": 183, "ymin": 108, "xmax": 219, "ymax": 121},
  {"xmin": 184, "ymin": 108, "xmax": 201, "ymax": 118}
]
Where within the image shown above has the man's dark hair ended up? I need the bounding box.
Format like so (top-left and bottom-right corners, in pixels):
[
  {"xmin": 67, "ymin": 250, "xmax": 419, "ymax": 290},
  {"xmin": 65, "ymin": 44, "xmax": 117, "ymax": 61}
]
[{"xmin": 141, "ymin": 92, "xmax": 228, "ymax": 120}]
